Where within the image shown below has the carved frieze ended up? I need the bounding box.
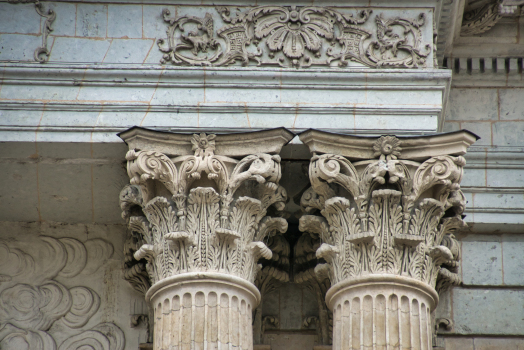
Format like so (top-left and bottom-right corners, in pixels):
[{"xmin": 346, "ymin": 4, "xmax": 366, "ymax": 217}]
[{"xmin": 157, "ymin": 6, "xmax": 432, "ymax": 68}]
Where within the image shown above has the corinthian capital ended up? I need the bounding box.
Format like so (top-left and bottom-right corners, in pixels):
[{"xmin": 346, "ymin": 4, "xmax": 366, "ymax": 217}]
[
  {"xmin": 299, "ymin": 130, "xmax": 477, "ymax": 291},
  {"xmin": 119, "ymin": 128, "xmax": 294, "ymax": 290}
]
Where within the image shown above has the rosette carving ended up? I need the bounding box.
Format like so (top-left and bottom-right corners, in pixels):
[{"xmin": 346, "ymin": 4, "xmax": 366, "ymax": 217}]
[
  {"xmin": 299, "ymin": 134, "xmax": 468, "ymax": 291},
  {"xmin": 120, "ymin": 132, "xmax": 288, "ymax": 287}
]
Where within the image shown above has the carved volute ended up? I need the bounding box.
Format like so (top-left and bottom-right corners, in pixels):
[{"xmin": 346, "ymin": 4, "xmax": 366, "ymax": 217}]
[
  {"xmin": 298, "ymin": 130, "xmax": 477, "ymax": 350},
  {"xmin": 119, "ymin": 127, "xmax": 294, "ymax": 350}
]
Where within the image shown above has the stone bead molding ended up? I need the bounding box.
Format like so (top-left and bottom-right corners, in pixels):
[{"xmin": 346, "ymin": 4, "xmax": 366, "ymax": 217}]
[
  {"xmin": 119, "ymin": 127, "xmax": 294, "ymax": 294},
  {"xmin": 157, "ymin": 6, "xmax": 433, "ymax": 69},
  {"xmin": 298, "ymin": 130, "xmax": 477, "ymax": 293}
]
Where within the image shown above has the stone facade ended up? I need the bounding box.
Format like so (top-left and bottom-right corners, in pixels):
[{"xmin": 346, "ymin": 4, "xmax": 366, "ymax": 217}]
[{"xmin": 1, "ymin": 0, "xmax": 523, "ymax": 350}]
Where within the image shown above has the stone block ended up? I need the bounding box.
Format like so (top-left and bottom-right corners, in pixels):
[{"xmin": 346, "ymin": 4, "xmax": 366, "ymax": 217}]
[
  {"xmin": 247, "ymin": 113, "xmax": 296, "ymax": 129},
  {"xmin": 0, "ymin": 162, "xmax": 39, "ymax": 222},
  {"xmin": 280, "ymin": 88, "xmax": 366, "ymax": 105},
  {"xmin": 142, "ymin": 5, "xmax": 176, "ymax": 39},
  {"xmin": 150, "ymin": 87, "xmax": 205, "ymax": 106},
  {"xmin": 37, "ymin": 142, "xmax": 92, "ymax": 159},
  {"xmin": 449, "ymin": 88, "xmax": 498, "ymax": 121},
  {"xmin": 461, "ymin": 168, "xmax": 486, "ymax": 187},
  {"xmin": 493, "ymin": 121, "xmax": 524, "ymax": 147},
  {"xmin": 76, "ymin": 3, "xmax": 108, "ymax": 38},
  {"xmin": 0, "ymin": 3, "xmax": 41, "ymax": 34},
  {"xmin": 0, "ymin": 142, "xmax": 37, "ymax": 159},
  {"xmin": 355, "ymin": 114, "xmax": 437, "ymax": 132},
  {"xmin": 0, "ymin": 34, "xmax": 43, "ymax": 61},
  {"xmin": 487, "ymin": 168, "xmax": 524, "ymax": 188},
  {"xmin": 262, "ymin": 334, "xmax": 319, "ymax": 350},
  {"xmin": 453, "ymin": 288, "xmax": 524, "ymax": 335},
  {"xmin": 47, "ymin": 2, "xmax": 77, "ymax": 37},
  {"xmin": 96, "ymin": 111, "xmax": 147, "ymax": 127},
  {"xmin": 141, "ymin": 111, "xmax": 199, "ymax": 128},
  {"xmin": 474, "ymin": 337, "xmax": 524, "ymax": 349},
  {"xmin": 0, "ymin": 84, "xmax": 80, "ymax": 101},
  {"xmin": 461, "ymin": 236, "xmax": 502, "ymax": 286},
  {"xmin": 76, "ymin": 86, "xmax": 155, "ymax": 102},
  {"xmin": 279, "ymin": 283, "xmax": 305, "ymax": 329},
  {"xmin": 93, "ymin": 162, "xmax": 128, "ymax": 224},
  {"xmin": 500, "ymin": 89, "xmax": 524, "ymax": 120},
  {"xmin": 443, "ymin": 338, "xmax": 474, "ymax": 350},
  {"xmin": 295, "ymin": 113, "xmax": 354, "ymax": 130},
  {"xmin": 107, "ymin": 4, "xmax": 143, "ymax": 39},
  {"xmin": 443, "ymin": 121, "xmax": 460, "ymax": 133},
  {"xmin": 199, "ymin": 112, "xmax": 251, "ymax": 129},
  {"xmin": 40, "ymin": 110, "xmax": 100, "ymax": 127},
  {"xmin": 0, "ymin": 109, "xmax": 43, "ymax": 126},
  {"xmin": 50, "ymin": 37, "xmax": 111, "ymax": 63},
  {"xmin": 205, "ymin": 87, "xmax": 281, "ymax": 104},
  {"xmin": 502, "ymin": 234, "xmax": 524, "ymax": 286},
  {"xmin": 143, "ymin": 43, "xmax": 164, "ymax": 64},
  {"xmin": 38, "ymin": 163, "xmax": 93, "ymax": 223},
  {"xmin": 460, "ymin": 122, "xmax": 491, "ymax": 146},
  {"xmin": 103, "ymin": 39, "xmax": 154, "ymax": 64}
]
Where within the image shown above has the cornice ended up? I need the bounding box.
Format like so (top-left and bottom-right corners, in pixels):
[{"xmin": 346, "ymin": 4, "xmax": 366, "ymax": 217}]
[{"xmin": 0, "ymin": 63, "xmax": 452, "ymax": 89}]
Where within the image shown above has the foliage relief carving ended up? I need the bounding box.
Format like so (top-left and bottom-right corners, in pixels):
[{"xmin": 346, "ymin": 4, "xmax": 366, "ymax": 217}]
[
  {"xmin": 157, "ymin": 6, "xmax": 431, "ymax": 68},
  {"xmin": 120, "ymin": 133, "xmax": 287, "ymax": 289},
  {"xmin": 299, "ymin": 135, "xmax": 465, "ymax": 293}
]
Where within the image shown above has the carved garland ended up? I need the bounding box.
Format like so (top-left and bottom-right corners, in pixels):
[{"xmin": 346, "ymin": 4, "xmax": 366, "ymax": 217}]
[
  {"xmin": 299, "ymin": 136, "xmax": 464, "ymax": 293},
  {"xmin": 120, "ymin": 133, "xmax": 288, "ymax": 289},
  {"xmin": 157, "ymin": 6, "xmax": 431, "ymax": 68}
]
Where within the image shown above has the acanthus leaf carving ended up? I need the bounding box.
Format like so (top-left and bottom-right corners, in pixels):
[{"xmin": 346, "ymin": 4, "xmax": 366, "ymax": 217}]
[
  {"xmin": 299, "ymin": 134, "xmax": 468, "ymax": 291},
  {"xmin": 120, "ymin": 132, "xmax": 288, "ymax": 287},
  {"xmin": 158, "ymin": 6, "xmax": 431, "ymax": 69}
]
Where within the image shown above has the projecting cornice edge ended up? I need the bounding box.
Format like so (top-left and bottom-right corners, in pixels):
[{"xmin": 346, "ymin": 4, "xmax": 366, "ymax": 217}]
[{"xmin": 298, "ymin": 129, "xmax": 479, "ymax": 161}]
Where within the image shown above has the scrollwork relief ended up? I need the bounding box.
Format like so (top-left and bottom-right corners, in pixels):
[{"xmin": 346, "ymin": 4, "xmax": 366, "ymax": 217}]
[
  {"xmin": 157, "ymin": 6, "xmax": 431, "ymax": 68},
  {"xmin": 299, "ymin": 135, "xmax": 465, "ymax": 292},
  {"xmin": 7, "ymin": 0, "xmax": 56, "ymax": 63},
  {"xmin": 120, "ymin": 132, "xmax": 288, "ymax": 290},
  {"xmin": 0, "ymin": 236, "xmax": 124, "ymax": 350}
]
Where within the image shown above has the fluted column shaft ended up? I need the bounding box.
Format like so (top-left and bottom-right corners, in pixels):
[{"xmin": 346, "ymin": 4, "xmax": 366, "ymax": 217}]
[
  {"xmin": 298, "ymin": 131, "xmax": 477, "ymax": 350},
  {"xmin": 119, "ymin": 128, "xmax": 293, "ymax": 350}
]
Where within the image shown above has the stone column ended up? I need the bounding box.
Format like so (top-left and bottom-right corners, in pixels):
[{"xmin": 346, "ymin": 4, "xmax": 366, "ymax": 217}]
[
  {"xmin": 119, "ymin": 127, "xmax": 294, "ymax": 350},
  {"xmin": 298, "ymin": 130, "xmax": 477, "ymax": 350}
]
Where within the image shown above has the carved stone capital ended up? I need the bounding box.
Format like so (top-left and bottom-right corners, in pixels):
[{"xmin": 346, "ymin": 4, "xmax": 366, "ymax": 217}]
[
  {"xmin": 298, "ymin": 129, "xmax": 477, "ymax": 350},
  {"xmin": 119, "ymin": 127, "xmax": 293, "ymax": 350}
]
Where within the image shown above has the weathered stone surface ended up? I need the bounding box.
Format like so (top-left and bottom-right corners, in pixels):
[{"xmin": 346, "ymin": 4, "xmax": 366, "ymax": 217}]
[
  {"xmin": 119, "ymin": 128, "xmax": 293, "ymax": 350},
  {"xmin": 0, "ymin": 221, "xmax": 147, "ymax": 350},
  {"xmin": 461, "ymin": 235, "xmax": 503, "ymax": 286},
  {"xmin": 298, "ymin": 130, "xmax": 475, "ymax": 350},
  {"xmin": 453, "ymin": 288, "xmax": 524, "ymax": 335}
]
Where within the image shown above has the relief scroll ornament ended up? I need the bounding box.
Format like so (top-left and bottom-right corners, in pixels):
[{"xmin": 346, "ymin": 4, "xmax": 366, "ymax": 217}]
[
  {"xmin": 298, "ymin": 130, "xmax": 476, "ymax": 350},
  {"xmin": 158, "ymin": 6, "xmax": 431, "ymax": 68},
  {"xmin": 119, "ymin": 128, "xmax": 293, "ymax": 350},
  {"xmin": 0, "ymin": 236, "xmax": 124, "ymax": 350}
]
